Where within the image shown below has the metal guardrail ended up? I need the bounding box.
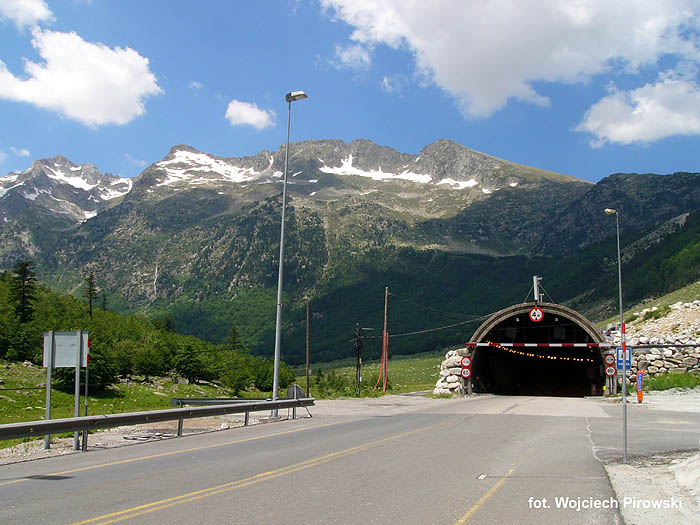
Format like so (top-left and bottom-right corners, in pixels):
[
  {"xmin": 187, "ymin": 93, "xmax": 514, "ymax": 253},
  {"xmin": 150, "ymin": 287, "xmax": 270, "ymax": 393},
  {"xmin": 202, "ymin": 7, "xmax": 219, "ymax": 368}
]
[
  {"xmin": 170, "ymin": 397, "xmax": 272, "ymax": 406},
  {"xmin": 0, "ymin": 398, "xmax": 315, "ymax": 442},
  {"xmin": 169, "ymin": 397, "xmax": 312, "ymax": 431}
]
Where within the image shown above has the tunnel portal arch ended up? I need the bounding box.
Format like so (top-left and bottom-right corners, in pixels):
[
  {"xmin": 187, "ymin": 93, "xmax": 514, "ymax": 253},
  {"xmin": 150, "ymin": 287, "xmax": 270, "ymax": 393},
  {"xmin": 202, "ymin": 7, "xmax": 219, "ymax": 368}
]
[{"xmin": 469, "ymin": 302, "xmax": 605, "ymax": 397}]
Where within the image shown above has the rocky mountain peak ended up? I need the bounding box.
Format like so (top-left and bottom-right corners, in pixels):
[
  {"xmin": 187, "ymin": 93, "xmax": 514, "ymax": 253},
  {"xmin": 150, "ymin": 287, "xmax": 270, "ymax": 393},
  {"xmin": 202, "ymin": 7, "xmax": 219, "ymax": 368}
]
[{"xmin": 0, "ymin": 155, "xmax": 132, "ymax": 228}]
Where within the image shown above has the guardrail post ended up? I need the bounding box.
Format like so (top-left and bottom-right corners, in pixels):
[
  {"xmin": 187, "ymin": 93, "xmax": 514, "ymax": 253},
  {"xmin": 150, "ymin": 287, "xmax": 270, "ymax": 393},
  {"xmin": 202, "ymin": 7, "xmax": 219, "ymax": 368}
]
[
  {"xmin": 177, "ymin": 400, "xmax": 184, "ymax": 436},
  {"xmin": 244, "ymin": 412, "xmax": 249, "ymax": 426}
]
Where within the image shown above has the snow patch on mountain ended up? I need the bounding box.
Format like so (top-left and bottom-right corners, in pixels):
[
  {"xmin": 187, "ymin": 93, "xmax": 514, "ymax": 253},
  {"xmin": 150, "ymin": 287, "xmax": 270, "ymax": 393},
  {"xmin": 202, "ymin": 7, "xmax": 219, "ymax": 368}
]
[
  {"xmin": 155, "ymin": 150, "xmax": 260, "ymax": 186},
  {"xmin": 99, "ymin": 179, "xmax": 133, "ymax": 200},
  {"xmin": 438, "ymin": 178, "xmax": 478, "ymax": 189},
  {"xmin": 319, "ymin": 155, "xmax": 432, "ymax": 183},
  {"xmin": 44, "ymin": 165, "xmax": 98, "ymax": 191}
]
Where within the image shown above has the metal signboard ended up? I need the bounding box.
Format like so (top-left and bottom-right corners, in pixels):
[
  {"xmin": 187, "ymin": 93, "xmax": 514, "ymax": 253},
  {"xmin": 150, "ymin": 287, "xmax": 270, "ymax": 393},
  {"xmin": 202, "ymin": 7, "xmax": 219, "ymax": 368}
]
[
  {"xmin": 616, "ymin": 346, "xmax": 631, "ymax": 370},
  {"xmin": 461, "ymin": 356, "xmax": 472, "ymax": 368},
  {"xmin": 603, "ymin": 354, "xmax": 615, "ymax": 366},
  {"xmin": 460, "ymin": 368, "xmax": 472, "ymax": 379},
  {"xmin": 42, "ymin": 331, "xmax": 89, "ymax": 452},
  {"xmin": 605, "ymin": 366, "xmax": 617, "ymax": 377},
  {"xmin": 528, "ymin": 307, "xmax": 544, "ymax": 322},
  {"xmin": 43, "ymin": 331, "xmax": 88, "ymax": 368}
]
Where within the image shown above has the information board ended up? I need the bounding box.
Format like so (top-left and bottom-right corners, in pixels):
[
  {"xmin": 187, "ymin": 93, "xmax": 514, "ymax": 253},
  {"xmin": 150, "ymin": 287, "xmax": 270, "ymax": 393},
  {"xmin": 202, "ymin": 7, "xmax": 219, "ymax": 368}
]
[{"xmin": 43, "ymin": 331, "xmax": 88, "ymax": 368}]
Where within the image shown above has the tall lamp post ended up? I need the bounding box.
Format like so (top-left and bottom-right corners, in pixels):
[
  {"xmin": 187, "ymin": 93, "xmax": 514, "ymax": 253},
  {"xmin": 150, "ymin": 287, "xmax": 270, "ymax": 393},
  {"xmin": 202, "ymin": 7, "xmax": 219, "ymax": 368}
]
[
  {"xmin": 605, "ymin": 207, "xmax": 627, "ymax": 462},
  {"xmin": 272, "ymin": 91, "xmax": 308, "ymax": 417}
]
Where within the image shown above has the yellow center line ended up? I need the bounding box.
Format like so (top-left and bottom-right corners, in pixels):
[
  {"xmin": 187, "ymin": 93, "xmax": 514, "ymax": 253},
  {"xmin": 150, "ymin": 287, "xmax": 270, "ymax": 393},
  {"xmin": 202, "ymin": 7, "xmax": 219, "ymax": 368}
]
[
  {"xmin": 0, "ymin": 421, "xmax": 343, "ymax": 487},
  {"xmin": 454, "ymin": 462, "xmax": 520, "ymax": 524},
  {"xmin": 74, "ymin": 417, "xmax": 462, "ymax": 524}
]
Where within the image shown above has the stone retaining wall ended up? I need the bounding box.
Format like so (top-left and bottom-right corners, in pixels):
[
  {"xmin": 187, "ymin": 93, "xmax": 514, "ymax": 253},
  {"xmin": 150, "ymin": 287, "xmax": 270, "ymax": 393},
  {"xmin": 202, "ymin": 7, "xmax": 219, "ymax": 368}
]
[{"xmin": 620, "ymin": 300, "xmax": 700, "ymax": 384}]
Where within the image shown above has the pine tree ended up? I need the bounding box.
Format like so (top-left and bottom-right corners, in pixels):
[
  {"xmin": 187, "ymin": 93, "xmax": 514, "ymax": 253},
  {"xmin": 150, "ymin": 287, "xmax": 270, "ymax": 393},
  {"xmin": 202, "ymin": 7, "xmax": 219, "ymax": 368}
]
[
  {"xmin": 84, "ymin": 271, "xmax": 98, "ymax": 320},
  {"xmin": 9, "ymin": 260, "xmax": 37, "ymax": 323}
]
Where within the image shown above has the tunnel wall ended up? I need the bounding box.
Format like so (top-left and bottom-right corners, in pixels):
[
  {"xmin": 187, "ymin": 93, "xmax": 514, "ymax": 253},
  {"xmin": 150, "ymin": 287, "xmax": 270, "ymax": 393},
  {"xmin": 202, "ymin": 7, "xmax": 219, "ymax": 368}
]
[{"xmin": 470, "ymin": 302, "xmax": 604, "ymax": 344}]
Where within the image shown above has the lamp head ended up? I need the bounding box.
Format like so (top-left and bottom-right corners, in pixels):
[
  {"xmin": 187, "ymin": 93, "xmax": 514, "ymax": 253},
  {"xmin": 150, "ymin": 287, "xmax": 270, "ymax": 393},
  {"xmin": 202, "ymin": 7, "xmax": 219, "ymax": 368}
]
[
  {"xmin": 604, "ymin": 208, "xmax": 617, "ymax": 215},
  {"xmin": 286, "ymin": 91, "xmax": 308, "ymax": 103}
]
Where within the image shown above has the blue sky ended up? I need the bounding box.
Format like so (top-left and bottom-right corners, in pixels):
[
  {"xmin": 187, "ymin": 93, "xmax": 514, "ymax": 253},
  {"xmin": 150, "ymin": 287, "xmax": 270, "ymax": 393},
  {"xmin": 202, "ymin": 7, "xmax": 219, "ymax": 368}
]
[{"xmin": 1, "ymin": 0, "xmax": 699, "ymax": 182}]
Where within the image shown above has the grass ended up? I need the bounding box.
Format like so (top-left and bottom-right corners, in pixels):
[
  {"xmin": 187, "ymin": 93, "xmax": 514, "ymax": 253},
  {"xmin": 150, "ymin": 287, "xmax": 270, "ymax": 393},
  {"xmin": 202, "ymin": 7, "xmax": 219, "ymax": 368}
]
[
  {"xmin": 0, "ymin": 359, "xmax": 234, "ymax": 449},
  {"xmin": 0, "ymin": 349, "xmax": 447, "ymax": 448},
  {"xmin": 296, "ymin": 350, "xmax": 445, "ymax": 397},
  {"xmin": 643, "ymin": 373, "xmax": 700, "ymax": 392}
]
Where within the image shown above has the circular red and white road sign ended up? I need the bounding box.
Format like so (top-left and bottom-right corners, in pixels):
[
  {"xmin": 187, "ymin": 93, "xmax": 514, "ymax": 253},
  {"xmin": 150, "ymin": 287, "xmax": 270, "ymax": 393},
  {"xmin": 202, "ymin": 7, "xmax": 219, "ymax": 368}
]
[
  {"xmin": 605, "ymin": 366, "xmax": 617, "ymax": 377},
  {"xmin": 460, "ymin": 368, "xmax": 472, "ymax": 379},
  {"xmin": 604, "ymin": 354, "xmax": 615, "ymax": 366},
  {"xmin": 461, "ymin": 356, "xmax": 472, "ymax": 368},
  {"xmin": 528, "ymin": 307, "xmax": 544, "ymax": 323}
]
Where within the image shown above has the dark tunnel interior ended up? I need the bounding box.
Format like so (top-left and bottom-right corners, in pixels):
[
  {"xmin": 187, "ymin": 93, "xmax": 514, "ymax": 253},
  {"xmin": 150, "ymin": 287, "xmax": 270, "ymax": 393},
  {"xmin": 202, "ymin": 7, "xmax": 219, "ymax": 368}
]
[{"xmin": 471, "ymin": 311, "xmax": 604, "ymax": 397}]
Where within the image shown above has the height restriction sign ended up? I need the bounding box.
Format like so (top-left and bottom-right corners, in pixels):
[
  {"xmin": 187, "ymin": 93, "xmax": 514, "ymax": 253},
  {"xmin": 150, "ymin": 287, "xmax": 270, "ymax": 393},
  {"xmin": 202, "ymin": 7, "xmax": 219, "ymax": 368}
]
[{"xmin": 529, "ymin": 307, "xmax": 544, "ymax": 322}]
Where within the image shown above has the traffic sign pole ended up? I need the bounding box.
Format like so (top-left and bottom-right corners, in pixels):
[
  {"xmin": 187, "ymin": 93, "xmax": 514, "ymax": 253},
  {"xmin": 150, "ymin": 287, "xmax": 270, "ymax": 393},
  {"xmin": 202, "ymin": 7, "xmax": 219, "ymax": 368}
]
[{"xmin": 622, "ymin": 323, "xmax": 627, "ymax": 462}]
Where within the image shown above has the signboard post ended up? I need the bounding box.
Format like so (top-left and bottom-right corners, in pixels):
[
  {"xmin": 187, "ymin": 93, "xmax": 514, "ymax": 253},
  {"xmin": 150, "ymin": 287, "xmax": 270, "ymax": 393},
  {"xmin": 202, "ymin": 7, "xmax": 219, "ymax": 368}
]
[
  {"xmin": 43, "ymin": 331, "xmax": 89, "ymax": 451},
  {"xmin": 460, "ymin": 355, "xmax": 473, "ymax": 395},
  {"xmin": 603, "ymin": 352, "xmax": 616, "ymax": 396}
]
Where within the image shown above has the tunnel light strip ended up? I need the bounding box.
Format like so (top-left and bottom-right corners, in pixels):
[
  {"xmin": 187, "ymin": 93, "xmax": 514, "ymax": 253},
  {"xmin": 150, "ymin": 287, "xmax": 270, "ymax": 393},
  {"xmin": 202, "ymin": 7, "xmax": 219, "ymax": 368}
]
[{"xmin": 474, "ymin": 341, "xmax": 596, "ymax": 363}]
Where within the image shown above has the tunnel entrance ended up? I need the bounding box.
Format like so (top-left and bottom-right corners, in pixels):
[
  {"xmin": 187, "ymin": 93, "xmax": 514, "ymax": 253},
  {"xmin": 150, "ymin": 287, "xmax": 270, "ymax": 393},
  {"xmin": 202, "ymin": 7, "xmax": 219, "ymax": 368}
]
[{"xmin": 468, "ymin": 302, "xmax": 605, "ymax": 397}]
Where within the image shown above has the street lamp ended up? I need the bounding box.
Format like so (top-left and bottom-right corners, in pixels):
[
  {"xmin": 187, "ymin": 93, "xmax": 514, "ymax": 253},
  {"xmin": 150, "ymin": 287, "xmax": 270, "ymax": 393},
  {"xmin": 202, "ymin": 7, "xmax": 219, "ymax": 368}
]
[
  {"xmin": 272, "ymin": 90, "xmax": 308, "ymax": 417},
  {"xmin": 605, "ymin": 207, "xmax": 627, "ymax": 462}
]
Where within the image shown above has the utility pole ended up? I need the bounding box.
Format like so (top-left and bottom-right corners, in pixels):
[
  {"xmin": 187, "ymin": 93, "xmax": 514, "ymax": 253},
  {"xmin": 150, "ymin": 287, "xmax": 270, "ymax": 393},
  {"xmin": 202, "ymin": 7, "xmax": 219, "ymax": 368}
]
[
  {"xmin": 382, "ymin": 286, "xmax": 389, "ymax": 392},
  {"xmin": 306, "ymin": 298, "xmax": 310, "ymax": 396},
  {"xmin": 374, "ymin": 286, "xmax": 390, "ymax": 392},
  {"xmin": 355, "ymin": 323, "xmax": 363, "ymax": 396}
]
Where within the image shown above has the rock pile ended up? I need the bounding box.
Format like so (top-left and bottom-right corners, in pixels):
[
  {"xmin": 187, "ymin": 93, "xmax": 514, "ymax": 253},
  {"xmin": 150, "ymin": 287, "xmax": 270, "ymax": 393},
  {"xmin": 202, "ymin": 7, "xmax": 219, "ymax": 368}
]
[{"xmin": 433, "ymin": 349, "xmax": 469, "ymax": 396}]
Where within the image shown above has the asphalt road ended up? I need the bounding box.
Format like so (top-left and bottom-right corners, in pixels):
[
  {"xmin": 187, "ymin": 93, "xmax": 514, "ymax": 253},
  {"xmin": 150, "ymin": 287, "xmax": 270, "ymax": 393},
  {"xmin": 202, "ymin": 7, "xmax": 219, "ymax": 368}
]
[{"xmin": 1, "ymin": 395, "xmax": 698, "ymax": 524}]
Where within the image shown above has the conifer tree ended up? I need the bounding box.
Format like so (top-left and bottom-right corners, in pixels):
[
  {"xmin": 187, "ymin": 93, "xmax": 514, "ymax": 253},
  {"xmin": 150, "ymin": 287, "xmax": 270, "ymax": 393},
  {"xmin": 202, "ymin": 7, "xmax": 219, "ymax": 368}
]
[
  {"xmin": 84, "ymin": 271, "xmax": 97, "ymax": 320},
  {"xmin": 9, "ymin": 260, "xmax": 37, "ymax": 323}
]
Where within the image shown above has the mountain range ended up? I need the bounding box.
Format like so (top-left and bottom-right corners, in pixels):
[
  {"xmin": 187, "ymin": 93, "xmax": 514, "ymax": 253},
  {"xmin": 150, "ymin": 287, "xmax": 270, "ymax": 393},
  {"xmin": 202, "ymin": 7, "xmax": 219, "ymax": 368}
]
[{"xmin": 1, "ymin": 139, "xmax": 699, "ymax": 363}]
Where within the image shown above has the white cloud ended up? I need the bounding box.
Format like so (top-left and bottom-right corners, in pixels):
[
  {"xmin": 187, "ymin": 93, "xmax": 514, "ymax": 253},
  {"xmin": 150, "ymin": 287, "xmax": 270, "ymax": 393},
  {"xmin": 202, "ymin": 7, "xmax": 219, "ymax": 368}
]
[
  {"xmin": 321, "ymin": 0, "xmax": 700, "ymax": 118},
  {"xmin": 0, "ymin": 150, "xmax": 6, "ymax": 164},
  {"xmin": 10, "ymin": 146, "xmax": 30, "ymax": 156},
  {"xmin": 380, "ymin": 73, "xmax": 407, "ymax": 95},
  {"xmin": 576, "ymin": 78, "xmax": 700, "ymax": 146},
  {"xmin": 225, "ymin": 99, "xmax": 275, "ymax": 130},
  {"xmin": 332, "ymin": 43, "xmax": 371, "ymax": 71},
  {"xmin": 0, "ymin": 28, "xmax": 162, "ymax": 126},
  {"xmin": 124, "ymin": 152, "xmax": 147, "ymax": 168},
  {"xmin": 188, "ymin": 80, "xmax": 203, "ymax": 90},
  {"xmin": 0, "ymin": 0, "xmax": 53, "ymax": 28}
]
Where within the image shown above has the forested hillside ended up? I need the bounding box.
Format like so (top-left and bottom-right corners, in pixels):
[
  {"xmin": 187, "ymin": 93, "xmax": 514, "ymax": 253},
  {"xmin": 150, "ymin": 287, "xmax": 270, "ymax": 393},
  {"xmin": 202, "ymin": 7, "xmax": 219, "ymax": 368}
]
[{"xmin": 0, "ymin": 264, "xmax": 295, "ymax": 393}]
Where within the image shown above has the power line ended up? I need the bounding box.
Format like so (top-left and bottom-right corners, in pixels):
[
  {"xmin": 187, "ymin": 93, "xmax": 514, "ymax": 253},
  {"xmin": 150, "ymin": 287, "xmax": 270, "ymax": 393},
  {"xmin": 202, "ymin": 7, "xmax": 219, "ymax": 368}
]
[
  {"xmin": 388, "ymin": 292, "xmax": 485, "ymax": 319},
  {"xmin": 363, "ymin": 315, "xmax": 488, "ymax": 340}
]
